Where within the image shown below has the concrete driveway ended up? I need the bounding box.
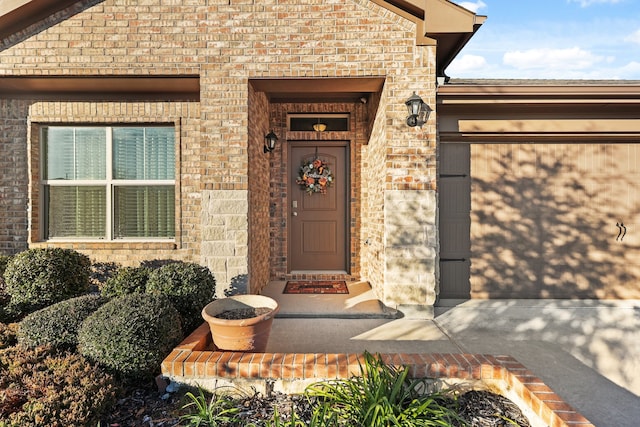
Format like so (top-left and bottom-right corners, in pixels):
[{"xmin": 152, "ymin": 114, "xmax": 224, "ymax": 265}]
[{"xmin": 433, "ymin": 299, "xmax": 640, "ymax": 427}]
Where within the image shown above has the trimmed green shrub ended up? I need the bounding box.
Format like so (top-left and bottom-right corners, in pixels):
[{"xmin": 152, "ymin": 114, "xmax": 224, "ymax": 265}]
[
  {"xmin": 18, "ymin": 294, "xmax": 105, "ymax": 350},
  {"xmin": 78, "ymin": 293, "xmax": 183, "ymax": 379},
  {"xmin": 0, "ymin": 255, "xmax": 10, "ymax": 312},
  {"xmin": 146, "ymin": 262, "xmax": 216, "ymax": 333},
  {"xmin": 90, "ymin": 261, "xmax": 120, "ymax": 291},
  {"xmin": 101, "ymin": 266, "xmax": 151, "ymax": 298},
  {"xmin": 0, "ymin": 345, "xmax": 118, "ymax": 427},
  {"xmin": 3, "ymin": 248, "xmax": 91, "ymax": 318},
  {"xmin": 0, "ymin": 255, "xmax": 10, "ymax": 280}
]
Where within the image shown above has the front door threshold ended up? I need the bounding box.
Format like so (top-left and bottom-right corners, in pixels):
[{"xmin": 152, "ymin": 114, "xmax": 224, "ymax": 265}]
[
  {"xmin": 289, "ymin": 270, "xmax": 348, "ymax": 275},
  {"xmin": 262, "ymin": 281, "xmax": 397, "ymax": 319}
]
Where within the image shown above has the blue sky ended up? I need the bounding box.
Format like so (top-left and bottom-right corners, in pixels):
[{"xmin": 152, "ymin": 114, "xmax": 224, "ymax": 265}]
[{"xmin": 447, "ymin": 0, "xmax": 640, "ymax": 80}]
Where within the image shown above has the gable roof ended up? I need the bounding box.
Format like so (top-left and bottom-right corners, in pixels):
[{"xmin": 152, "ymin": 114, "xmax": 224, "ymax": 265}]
[
  {"xmin": 372, "ymin": 0, "xmax": 486, "ymax": 78},
  {"xmin": 1, "ymin": 0, "xmax": 485, "ymax": 79}
]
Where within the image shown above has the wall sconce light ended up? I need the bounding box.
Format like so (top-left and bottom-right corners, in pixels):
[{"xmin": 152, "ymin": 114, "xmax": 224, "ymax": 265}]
[
  {"xmin": 405, "ymin": 91, "xmax": 432, "ymax": 128},
  {"xmin": 264, "ymin": 130, "xmax": 278, "ymax": 153}
]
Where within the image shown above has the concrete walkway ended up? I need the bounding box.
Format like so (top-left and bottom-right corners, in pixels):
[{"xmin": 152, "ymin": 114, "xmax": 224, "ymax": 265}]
[{"xmin": 262, "ymin": 282, "xmax": 640, "ymax": 427}]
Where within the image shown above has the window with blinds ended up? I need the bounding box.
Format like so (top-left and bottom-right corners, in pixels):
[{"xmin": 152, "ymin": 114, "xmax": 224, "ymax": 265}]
[{"xmin": 42, "ymin": 126, "xmax": 175, "ymax": 240}]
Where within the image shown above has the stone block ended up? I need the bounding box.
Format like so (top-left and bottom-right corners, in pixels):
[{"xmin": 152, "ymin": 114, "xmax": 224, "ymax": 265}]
[
  {"xmin": 203, "ymin": 226, "xmax": 226, "ymax": 241},
  {"xmin": 385, "ymin": 190, "xmax": 437, "ymax": 227}
]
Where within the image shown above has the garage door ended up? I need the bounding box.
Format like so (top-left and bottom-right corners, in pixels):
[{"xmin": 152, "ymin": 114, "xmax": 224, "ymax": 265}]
[{"xmin": 440, "ymin": 143, "xmax": 640, "ymax": 299}]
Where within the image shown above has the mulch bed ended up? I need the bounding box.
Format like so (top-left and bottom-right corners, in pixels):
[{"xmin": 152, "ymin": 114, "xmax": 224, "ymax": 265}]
[
  {"xmin": 103, "ymin": 386, "xmax": 531, "ymax": 426},
  {"xmin": 283, "ymin": 280, "xmax": 349, "ymax": 294}
]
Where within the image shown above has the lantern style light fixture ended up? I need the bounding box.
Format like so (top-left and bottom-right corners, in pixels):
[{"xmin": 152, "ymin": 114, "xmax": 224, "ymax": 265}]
[
  {"xmin": 313, "ymin": 122, "xmax": 327, "ymax": 132},
  {"xmin": 405, "ymin": 91, "xmax": 432, "ymax": 128},
  {"xmin": 264, "ymin": 130, "xmax": 278, "ymax": 153},
  {"xmin": 313, "ymin": 118, "xmax": 327, "ymax": 132}
]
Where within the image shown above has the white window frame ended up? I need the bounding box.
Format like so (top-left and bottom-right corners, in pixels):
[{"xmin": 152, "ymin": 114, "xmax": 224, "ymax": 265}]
[{"xmin": 40, "ymin": 126, "xmax": 176, "ymax": 242}]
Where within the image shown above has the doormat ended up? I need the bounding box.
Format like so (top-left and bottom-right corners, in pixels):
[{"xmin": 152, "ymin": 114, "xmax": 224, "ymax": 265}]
[{"xmin": 283, "ymin": 280, "xmax": 349, "ymax": 294}]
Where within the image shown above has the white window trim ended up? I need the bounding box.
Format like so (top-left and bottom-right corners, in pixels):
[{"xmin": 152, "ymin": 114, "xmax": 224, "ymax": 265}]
[{"xmin": 40, "ymin": 125, "xmax": 176, "ymax": 242}]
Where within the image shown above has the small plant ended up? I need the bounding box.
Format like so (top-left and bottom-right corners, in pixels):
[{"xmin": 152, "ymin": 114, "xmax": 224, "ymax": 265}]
[
  {"xmin": 146, "ymin": 262, "xmax": 216, "ymax": 333},
  {"xmin": 257, "ymin": 405, "xmax": 323, "ymax": 427},
  {"xmin": 0, "ymin": 345, "xmax": 118, "ymax": 426},
  {"xmin": 78, "ymin": 293, "xmax": 183, "ymax": 380},
  {"xmin": 101, "ymin": 265, "xmax": 151, "ymax": 298},
  {"xmin": 2, "ymin": 248, "xmax": 91, "ymax": 319},
  {"xmin": 18, "ymin": 294, "xmax": 105, "ymax": 349},
  {"xmin": 180, "ymin": 386, "xmax": 242, "ymax": 426},
  {"xmin": 305, "ymin": 351, "xmax": 466, "ymax": 427}
]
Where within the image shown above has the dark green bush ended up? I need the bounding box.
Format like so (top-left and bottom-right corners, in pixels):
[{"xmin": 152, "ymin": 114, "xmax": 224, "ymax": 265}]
[
  {"xmin": 90, "ymin": 261, "xmax": 120, "ymax": 291},
  {"xmin": 3, "ymin": 248, "xmax": 91, "ymax": 318},
  {"xmin": 78, "ymin": 293, "xmax": 183, "ymax": 379},
  {"xmin": 0, "ymin": 255, "xmax": 10, "ymax": 311},
  {"xmin": 18, "ymin": 294, "xmax": 105, "ymax": 350},
  {"xmin": 101, "ymin": 266, "xmax": 151, "ymax": 298},
  {"xmin": 0, "ymin": 345, "xmax": 118, "ymax": 427},
  {"xmin": 0, "ymin": 255, "xmax": 10, "ymax": 280},
  {"xmin": 146, "ymin": 262, "xmax": 216, "ymax": 333}
]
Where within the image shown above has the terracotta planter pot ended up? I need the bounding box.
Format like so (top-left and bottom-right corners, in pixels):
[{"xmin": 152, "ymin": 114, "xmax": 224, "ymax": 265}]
[{"xmin": 201, "ymin": 295, "xmax": 279, "ymax": 352}]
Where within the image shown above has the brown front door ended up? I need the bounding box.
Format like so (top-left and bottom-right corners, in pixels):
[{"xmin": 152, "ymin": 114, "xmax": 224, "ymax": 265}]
[{"xmin": 289, "ymin": 143, "xmax": 348, "ymax": 272}]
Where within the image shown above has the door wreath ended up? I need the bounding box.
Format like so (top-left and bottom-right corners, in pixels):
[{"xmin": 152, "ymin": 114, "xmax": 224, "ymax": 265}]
[{"xmin": 296, "ymin": 158, "xmax": 334, "ymax": 195}]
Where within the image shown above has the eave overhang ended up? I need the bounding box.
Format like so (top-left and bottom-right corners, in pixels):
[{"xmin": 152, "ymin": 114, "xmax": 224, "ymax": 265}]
[
  {"xmin": 250, "ymin": 77, "xmax": 386, "ymax": 103},
  {"xmin": 374, "ymin": 0, "xmax": 486, "ymax": 78},
  {"xmin": 0, "ymin": 0, "xmax": 81, "ymax": 41},
  {"xmin": 0, "ymin": 76, "xmax": 200, "ymax": 101},
  {"xmin": 438, "ymin": 83, "xmax": 640, "ymax": 142}
]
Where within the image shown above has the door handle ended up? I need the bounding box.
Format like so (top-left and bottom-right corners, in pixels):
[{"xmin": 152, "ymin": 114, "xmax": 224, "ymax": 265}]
[{"xmin": 616, "ymin": 222, "xmax": 627, "ymax": 241}]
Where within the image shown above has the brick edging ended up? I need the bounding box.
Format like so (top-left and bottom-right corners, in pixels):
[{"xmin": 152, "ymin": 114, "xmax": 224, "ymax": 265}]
[{"xmin": 162, "ymin": 324, "xmax": 593, "ymax": 427}]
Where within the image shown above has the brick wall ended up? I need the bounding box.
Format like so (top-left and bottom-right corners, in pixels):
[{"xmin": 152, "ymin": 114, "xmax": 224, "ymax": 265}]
[
  {"xmin": 0, "ymin": 100, "xmax": 30, "ymax": 255},
  {"xmin": 247, "ymin": 85, "xmax": 271, "ymax": 295},
  {"xmin": 0, "ymin": 0, "xmax": 439, "ymax": 308},
  {"xmin": 361, "ymin": 87, "xmax": 389, "ymax": 301}
]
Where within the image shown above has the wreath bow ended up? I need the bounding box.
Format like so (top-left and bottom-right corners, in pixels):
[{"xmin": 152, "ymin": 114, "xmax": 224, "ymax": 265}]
[{"xmin": 296, "ymin": 158, "xmax": 333, "ymax": 194}]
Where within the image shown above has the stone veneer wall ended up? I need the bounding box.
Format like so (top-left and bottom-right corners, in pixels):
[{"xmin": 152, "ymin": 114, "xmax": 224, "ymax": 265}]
[
  {"xmin": 385, "ymin": 190, "xmax": 438, "ymax": 316},
  {"xmin": 0, "ymin": 0, "xmax": 439, "ymax": 308}
]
